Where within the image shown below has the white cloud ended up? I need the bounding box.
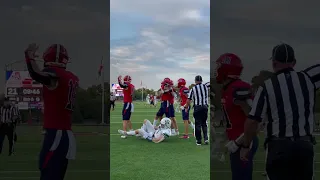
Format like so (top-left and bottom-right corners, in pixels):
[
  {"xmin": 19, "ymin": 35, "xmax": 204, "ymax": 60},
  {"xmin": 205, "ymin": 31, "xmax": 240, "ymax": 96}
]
[
  {"xmin": 110, "ymin": 0, "xmax": 209, "ymax": 89},
  {"xmin": 110, "ymin": 28, "xmax": 210, "ymax": 89},
  {"xmin": 110, "ymin": 47, "xmax": 132, "ymax": 57},
  {"xmin": 110, "ymin": 0, "xmax": 209, "ymax": 27}
]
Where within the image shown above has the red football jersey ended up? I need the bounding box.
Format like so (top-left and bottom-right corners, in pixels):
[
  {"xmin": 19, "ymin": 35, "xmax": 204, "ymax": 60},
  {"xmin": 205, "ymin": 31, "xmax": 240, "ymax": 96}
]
[
  {"xmin": 179, "ymin": 86, "xmax": 189, "ymax": 106},
  {"xmin": 123, "ymin": 83, "xmax": 134, "ymax": 103},
  {"xmin": 221, "ymin": 80, "xmax": 252, "ymax": 140},
  {"xmin": 43, "ymin": 67, "xmax": 79, "ymax": 130},
  {"xmin": 160, "ymin": 84, "xmax": 172, "ymax": 101},
  {"xmin": 169, "ymin": 92, "xmax": 174, "ymax": 104},
  {"xmin": 150, "ymin": 95, "xmax": 154, "ymax": 101}
]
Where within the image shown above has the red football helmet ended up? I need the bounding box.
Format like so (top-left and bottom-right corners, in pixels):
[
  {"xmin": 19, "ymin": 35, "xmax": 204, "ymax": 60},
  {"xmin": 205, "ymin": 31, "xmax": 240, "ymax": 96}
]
[
  {"xmin": 163, "ymin": 77, "xmax": 170, "ymax": 82},
  {"xmin": 177, "ymin": 78, "xmax": 186, "ymax": 88},
  {"xmin": 169, "ymin": 80, "xmax": 173, "ymax": 86},
  {"xmin": 161, "ymin": 77, "xmax": 170, "ymax": 84},
  {"xmin": 43, "ymin": 44, "xmax": 69, "ymax": 68},
  {"xmin": 123, "ymin": 75, "xmax": 132, "ymax": 83},
  {"xmin": 214, "ymin": 53, "xmax": 243, "ymax": 83},
  {"xmin": 161, "ymin": 78, "xmax": 172, "ymax": 86}
]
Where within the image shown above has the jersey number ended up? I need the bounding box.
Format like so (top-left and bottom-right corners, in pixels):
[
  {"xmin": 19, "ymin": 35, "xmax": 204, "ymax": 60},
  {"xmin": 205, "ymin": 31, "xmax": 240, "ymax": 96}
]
[
  {"xmin": 66, "ymin": 79, "xmax": 78, "ymax": 111},
  {"xmin": 222, "ymin": 105, "xmax": 232, "ymax": 129}
]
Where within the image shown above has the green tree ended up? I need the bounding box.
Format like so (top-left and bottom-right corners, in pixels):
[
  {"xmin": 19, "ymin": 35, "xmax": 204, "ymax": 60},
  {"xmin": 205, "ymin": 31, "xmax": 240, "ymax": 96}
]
[
  {"xmin": 133, "ymin": 88, "xmax": 156, "ymax": 101},
  {"xmin": 188, "ymin": 84, "xmax": 195, "ymax": 89}
]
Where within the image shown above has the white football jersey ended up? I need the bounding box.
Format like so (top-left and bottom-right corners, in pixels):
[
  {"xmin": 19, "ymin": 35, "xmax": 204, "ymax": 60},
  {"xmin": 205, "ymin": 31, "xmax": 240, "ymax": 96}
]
[{"xmin": 154, "ymin": 128, "xmax": 171, "ymax": 139}]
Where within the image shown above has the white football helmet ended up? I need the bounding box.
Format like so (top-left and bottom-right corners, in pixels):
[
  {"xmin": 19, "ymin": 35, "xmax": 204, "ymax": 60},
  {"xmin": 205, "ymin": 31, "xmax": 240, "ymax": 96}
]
[{"xmin": 160, "ymin": 117, "xmax": 171, "ymax": 129}]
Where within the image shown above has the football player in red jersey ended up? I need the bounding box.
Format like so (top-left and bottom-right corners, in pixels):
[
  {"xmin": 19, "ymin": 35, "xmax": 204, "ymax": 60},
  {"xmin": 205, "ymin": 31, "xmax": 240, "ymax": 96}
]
[
  {"xmin": 152, "ymin": 79, "xmax": 169, "ymax": 127},
  {"xmin": 118, "ymin": 75, "xmax": 134, "ymax": 138},
  {"xmin": 24, "ymin": 43, "xmax": 78, "ymax": 180},
  {"xmin": 152, "ymin": 78, "xmax": 178, "ymax": 135},
  {"xmin": 214, "ymin": 53, "xmax": 258, "ymax": 180},
  {"xmin": 177, "ymin": 78, "xmax": 195, "ymax": 139},
  {"xmin": 168, "ymin": 79, "xmax": 179, "ymax": 135}
]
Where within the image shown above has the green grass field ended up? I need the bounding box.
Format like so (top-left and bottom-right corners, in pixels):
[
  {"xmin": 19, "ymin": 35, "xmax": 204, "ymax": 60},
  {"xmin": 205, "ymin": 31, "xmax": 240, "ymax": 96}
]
[
  {"xmin": 110, "ymin": 101, "xmax": 210, "ymax": 180},
  {"xmin": 1, "ymin": 101, "xmax": 319, "ymax": 180},
  {"xmin": 211, "ymin": 131, "xmax": 320, "ymax": 179},
  {"xmin": 0, "ymin": 125, "xmax": 108, "ymax": 179}
]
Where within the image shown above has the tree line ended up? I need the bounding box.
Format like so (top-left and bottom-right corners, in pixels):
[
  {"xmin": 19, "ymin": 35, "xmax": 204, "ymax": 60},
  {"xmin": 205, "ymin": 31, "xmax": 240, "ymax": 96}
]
[{"xmin": 20, "ymin": 70, "xmax": 320, "ymax": 123}]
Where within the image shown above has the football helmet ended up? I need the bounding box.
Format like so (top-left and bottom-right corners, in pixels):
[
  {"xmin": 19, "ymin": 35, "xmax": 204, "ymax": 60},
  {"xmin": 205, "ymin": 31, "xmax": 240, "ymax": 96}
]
[
  {"xmin": 177, "ymin": 78, "xmax": 186, "ymax": 88},
  {"xmin": 214, "ymin": 53, "xmax": 243, "ymax": 83},
  {"xmin": 160, "ymin": 117, "xmax": 171, "ymax": 129},
  {"xmin": 43, "ymin": 44, "xmax": 69, "ymax": 68},
  {"xmin": 161, "ymin": 78, "xmax": 172, "ymax": 86},
  {"xmin": 169, "ymin": 80, "xmax": 173, "ymax": 86},
  {"xmin": 123, "ymin": 75, "xmax": 132, "ymax": 83}
]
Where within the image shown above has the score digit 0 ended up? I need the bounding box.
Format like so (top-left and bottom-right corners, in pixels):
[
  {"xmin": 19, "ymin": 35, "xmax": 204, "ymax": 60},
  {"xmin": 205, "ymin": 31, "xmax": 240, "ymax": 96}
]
[{"xmin": 23, "ymin": 88, "xmax": 41, "ymax": 95}]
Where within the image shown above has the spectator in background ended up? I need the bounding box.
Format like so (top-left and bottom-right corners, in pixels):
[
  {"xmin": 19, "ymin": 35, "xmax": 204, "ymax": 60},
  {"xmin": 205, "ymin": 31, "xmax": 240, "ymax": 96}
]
[{"xmin": 110, "ymin": 93, "xmax": 116, "ymax": 111}]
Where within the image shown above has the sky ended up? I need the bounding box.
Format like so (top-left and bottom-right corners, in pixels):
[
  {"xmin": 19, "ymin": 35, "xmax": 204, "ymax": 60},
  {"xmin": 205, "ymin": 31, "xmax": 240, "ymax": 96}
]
[
  {"xmin": 110, "ymin": 0, "xmax": 210, "ymax": 90},
  {"xmin": 211, "ymin": 0, "xmax": 320, "ymax": 82},
  {"xmin": 0, "ymin": 0, "xmax": 109, "ymax": 89},
  {"xmin": 2, "ymin": 1, "xmax": 319, "ymax": 91}
]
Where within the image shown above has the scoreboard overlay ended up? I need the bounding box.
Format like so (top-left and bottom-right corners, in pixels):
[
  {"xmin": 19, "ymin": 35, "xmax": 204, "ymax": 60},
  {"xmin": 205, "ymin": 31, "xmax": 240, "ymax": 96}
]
[{"xmin": 5, "ymin": 71, "xmax": 43, "ymax": 110}]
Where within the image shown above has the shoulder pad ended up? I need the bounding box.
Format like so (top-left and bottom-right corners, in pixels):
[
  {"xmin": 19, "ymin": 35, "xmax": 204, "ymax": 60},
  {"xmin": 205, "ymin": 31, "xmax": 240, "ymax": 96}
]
[{"xmin": 233, "ymin": 87, "xmax": 252, "ymax": 101}]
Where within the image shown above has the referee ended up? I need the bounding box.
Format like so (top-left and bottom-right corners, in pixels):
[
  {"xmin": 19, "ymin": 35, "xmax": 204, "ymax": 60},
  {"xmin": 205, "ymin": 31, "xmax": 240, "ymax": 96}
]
[
  {"xmin": 241, "ymin": 43, "xmax": 319, "ymax": 180},
  {"xmin": 185, "ymin": 75, "xmax": 209, "ymax": 145},
  {"xmin": 12, "ymin": 103, "xmax": 20, "ymax": 142},
  {"xmin": 110, "ymin": 93, "xmax": 116, "ymax": 111},
  {"xmin": 0, "ymin": 97, "xmax": 18, "ymax": 156}
]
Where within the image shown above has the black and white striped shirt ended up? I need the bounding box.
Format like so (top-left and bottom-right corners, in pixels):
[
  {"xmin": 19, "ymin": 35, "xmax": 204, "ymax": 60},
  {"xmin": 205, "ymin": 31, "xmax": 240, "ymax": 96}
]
[
  {"xmin": 248, "ymin": 65, "xmax": 320, "ymax": 138},
  {"xmin": 0, "ymin": 106, "xmax": 17, "ymax": 124},
  {"xmin": 13, "ymin": 106, "xmax": 20, "ymax": 119},
  {"xmin": 204, "ymin": 82, "xmax": 210, "ymax": 88},
  {"xmin": 188, "ymin": 83, "xmax": 209, "ymax": 106},
  {"xmin": 110, "ymin": 95, "xmax": 116, "ymax": 101}
]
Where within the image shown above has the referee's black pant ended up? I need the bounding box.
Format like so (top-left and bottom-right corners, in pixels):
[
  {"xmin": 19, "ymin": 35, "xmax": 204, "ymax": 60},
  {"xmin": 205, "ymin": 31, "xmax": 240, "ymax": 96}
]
[
  {"xmin": 0, "ymin": 123, "xmax": 15, "ymax": 155},
  {"xmin": 110, "ymin": 100, "xmax": 115, "ymax": 110},
  {"xmin": 193, "ymin": 105, "xmax": 208, "ymax": 144},
  {"xmin": 266, "ymin": 136, "xmax": 315, "ymax": 180}
]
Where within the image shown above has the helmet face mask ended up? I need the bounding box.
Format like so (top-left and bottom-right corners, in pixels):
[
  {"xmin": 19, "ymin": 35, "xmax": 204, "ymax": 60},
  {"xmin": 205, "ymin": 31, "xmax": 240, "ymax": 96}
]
[
  {"xmin": 43, "ymin": 44, "xmax": 69, "ymax": 68},
  {"xmin": 160, "ymin": 118, "xmax": 171, "ymax": 129},
  {"xmin": 214, "ymin": 62, "xmax": 223, "ymax": 84},
  {"xmin": 123, "ymin": 75, "xmax": 132, "ymax": 83},
  {"xmin": 177, "ymin": 78, "xmax": 186, "ymax": 88}
]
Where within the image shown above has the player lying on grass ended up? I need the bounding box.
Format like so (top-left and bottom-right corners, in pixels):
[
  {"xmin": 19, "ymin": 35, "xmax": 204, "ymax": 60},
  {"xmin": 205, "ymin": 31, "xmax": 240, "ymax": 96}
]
[{"xmin": 118, "ymin": 117, "xmax": 172, "ymax": 143}]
